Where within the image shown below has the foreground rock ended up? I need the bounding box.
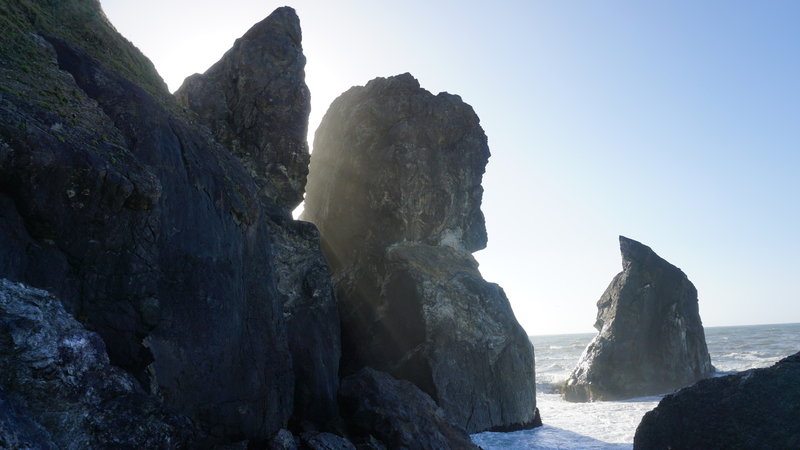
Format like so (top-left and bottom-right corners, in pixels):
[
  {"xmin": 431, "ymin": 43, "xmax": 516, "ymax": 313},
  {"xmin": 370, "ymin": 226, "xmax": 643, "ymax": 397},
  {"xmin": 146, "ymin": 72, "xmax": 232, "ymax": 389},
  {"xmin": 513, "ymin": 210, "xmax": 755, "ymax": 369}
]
[
  {"xmin": 176, "ymin": 7, "xmax": 311, "ymax": 213},
  {"xmin": 634, "ymin": 352, "xmax": 800, "ymax": 449},
  {"xmin": 563, "ymin": 236, "xmax": 714, "ymax": 402},
  {"xmin": 339, "ymin": 368, "xmax": 478, "ymax": 449},
  {"xmin": 303, "ymin": 73, "xmax": 538, "ymax": 433},
  {"xmin": 0, "ymin": 279, "xmax": 204, "ymax": 448},
  {"xmin": 1, "ymin": 2, "xmax": 338, "ymax": 441}
]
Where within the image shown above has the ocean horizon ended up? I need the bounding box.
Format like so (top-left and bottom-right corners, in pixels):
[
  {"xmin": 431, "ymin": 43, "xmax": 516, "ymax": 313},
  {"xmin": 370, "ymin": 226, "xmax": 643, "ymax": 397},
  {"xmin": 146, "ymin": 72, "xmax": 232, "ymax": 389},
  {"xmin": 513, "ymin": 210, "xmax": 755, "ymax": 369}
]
[{"xmin": 472, "ymin": 322, "xmax": 800, "ymax": 449}]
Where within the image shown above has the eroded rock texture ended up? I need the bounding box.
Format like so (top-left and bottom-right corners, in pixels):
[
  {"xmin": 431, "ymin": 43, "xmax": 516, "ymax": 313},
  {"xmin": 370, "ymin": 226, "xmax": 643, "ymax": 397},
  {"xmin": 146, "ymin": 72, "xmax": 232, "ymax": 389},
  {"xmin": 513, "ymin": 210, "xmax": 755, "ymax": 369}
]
[
  {"xmin": 634, "ymin": 352, "xmax": 800, "ymax": 449},
  {"xmin": 1, "ymin": 2, "xmax": 338, "ymax": 442},
  {"xmin": 0, "ymin": 279, "xmax": 204, "ymax": 448},
  {"xmin": 563, "ymin": 236, "xmax": 714, "ymax": 402},
  {"xmin": 303, "ymin": 73, "xmax": 538, "ymax": 433},
  {"xmin": 176, "ymin": 7, "xmax": 310, "ymax": 214},
  {"xmin": 339, "ymin": 368, "xmax": 479, "ymax": 449}
]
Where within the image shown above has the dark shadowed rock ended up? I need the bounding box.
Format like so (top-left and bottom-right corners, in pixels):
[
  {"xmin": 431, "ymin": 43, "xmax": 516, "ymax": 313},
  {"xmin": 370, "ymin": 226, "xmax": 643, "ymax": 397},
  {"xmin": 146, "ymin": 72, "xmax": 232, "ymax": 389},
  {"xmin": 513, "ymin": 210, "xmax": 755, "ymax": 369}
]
[
  {"xmin": 176, "ymin": 7, "xmax": 310, "ymax": 213},
  {"xmin": 302, "ymin": 73, "xmax": 538, "ymax": 433},
  {"xmin": 0, "ymin": 279, "xmax": 205, "ymax": 448},
  {"xmin": 271, "ymin": 219, "xmax": 341, "ymax": 431},
  {"xmin": 339, "ymin": 368, "xmax": 479, "ymax": 450},
  {"xmin": 299, "ymin": 432, "xmax": 356, "ymax": 450},
  {"xmin": 0, "ymin": 2, "xmax": 338, "ymax": 441},
  {"xmin": 175, "ymin": 6, "xmax": 338, "ymax": 429},
  {"xmin": 634, "ymin": 352, "xmax": 800, "ymax": 449},
  {"xmin": 563, "ymin": 236, "xmax": 714, "ymax": 402}
]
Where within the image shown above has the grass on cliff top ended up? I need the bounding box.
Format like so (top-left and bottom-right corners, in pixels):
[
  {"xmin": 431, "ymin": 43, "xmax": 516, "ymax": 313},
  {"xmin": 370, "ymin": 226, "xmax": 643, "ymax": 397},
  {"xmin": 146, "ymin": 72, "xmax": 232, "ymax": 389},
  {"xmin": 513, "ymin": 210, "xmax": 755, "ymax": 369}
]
[{"xmin": 1, "ymin": 0, "xmax": 173, "ymax": 106}]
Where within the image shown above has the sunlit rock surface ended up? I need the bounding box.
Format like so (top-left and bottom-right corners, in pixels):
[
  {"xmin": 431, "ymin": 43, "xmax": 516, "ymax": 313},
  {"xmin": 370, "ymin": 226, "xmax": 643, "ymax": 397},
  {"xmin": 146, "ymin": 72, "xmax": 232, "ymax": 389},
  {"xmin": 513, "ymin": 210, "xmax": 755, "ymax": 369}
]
[
  {"xmin": 302, "ymin": 73, "xmax": 538, "ymax": 433},
  {"xmin": 634, "ymin": 351, "xmax": 800, "ymax": 449},
  {"xmin": 563, "ymin": 236, "xmax": 714, "ymax": 402},
  {"xmin": 176, "ymin": 7, "xmax": 311, "ymax": 214}
]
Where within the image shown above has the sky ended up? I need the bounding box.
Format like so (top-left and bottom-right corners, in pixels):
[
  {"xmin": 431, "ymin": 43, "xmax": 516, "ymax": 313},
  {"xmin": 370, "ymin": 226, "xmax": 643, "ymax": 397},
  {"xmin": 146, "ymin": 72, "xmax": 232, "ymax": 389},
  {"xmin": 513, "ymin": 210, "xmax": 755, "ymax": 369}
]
[{"xmin": 100, "ymin": 0, "xmax": 799, "ymax": 335}]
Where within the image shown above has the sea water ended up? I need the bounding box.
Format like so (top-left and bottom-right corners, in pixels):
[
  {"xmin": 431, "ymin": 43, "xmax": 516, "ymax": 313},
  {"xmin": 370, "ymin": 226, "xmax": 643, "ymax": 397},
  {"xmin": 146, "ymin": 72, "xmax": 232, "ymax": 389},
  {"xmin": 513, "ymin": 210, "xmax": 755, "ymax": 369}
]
[{"xmin": 471, "ymin": 323, "xmax": 800, "ymax": 449}]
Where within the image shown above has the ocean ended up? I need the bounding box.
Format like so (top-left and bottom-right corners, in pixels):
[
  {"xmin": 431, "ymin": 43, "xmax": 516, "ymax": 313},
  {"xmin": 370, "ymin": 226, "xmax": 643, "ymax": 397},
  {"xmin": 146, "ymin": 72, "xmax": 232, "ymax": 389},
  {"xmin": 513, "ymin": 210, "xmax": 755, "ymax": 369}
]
[{"xmin": 471, "ymin": 323, "xmax": 800, "ymax": 449}]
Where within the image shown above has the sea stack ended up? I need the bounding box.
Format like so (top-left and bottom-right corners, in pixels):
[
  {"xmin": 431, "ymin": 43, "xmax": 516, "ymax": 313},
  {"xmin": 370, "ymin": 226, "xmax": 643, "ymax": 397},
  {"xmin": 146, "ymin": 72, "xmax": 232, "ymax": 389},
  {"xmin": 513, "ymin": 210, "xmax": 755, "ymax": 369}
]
[
  {"xmin": 302, "ymin": 73, "xmax": 539, "ymax": 433},
  {"xmin": 563, "ymin": 236, "xmax": 714, "ymax": 402}
]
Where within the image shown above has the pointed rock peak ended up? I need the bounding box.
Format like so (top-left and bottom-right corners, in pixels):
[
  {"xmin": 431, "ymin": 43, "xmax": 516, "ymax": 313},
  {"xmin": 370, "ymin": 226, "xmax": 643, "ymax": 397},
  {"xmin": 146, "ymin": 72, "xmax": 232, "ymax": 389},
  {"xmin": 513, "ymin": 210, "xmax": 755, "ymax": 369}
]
[
  {"xmin": 245, "ymin": 6, "xmax": 302, "ymax": 43},
  {"xmin": 175, "ymin": 4, "xmax": 310, "ymax": 213},
  {"xmin": 619, "ymin": 235, "xmax": 658, "ymax": 268}
]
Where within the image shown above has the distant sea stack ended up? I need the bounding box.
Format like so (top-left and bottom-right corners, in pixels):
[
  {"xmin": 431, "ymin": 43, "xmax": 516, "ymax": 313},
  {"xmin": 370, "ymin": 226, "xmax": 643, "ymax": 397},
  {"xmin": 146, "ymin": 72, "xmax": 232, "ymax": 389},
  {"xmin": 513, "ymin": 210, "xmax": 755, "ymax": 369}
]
[
  {"xmin": 563, "ymin": 236, "xmax": 714, "ymax": 402},
  {"xmin": 302, "ymin": 73, "xmax": 539, "ymax": 433},
  {"xmin": 634, "ymin": 351, "xmax": 800, "ymax": 449}
]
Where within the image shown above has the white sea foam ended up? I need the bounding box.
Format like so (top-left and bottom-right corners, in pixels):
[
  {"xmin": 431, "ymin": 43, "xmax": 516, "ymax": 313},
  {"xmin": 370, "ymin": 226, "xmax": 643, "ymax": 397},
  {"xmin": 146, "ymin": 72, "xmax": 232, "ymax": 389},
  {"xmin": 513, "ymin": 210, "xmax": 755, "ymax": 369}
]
[{"xmin": 471, "ymin": 323, "xmax": 800, "ymax": 449}]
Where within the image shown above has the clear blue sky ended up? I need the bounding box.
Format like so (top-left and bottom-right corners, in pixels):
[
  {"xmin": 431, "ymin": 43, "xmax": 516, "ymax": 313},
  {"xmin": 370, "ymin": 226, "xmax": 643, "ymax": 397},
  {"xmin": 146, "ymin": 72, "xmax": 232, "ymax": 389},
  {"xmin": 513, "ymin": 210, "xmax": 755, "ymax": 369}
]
[{"xmin": 101, "ymin": 0, "xmax": 800, "ymax": 335}]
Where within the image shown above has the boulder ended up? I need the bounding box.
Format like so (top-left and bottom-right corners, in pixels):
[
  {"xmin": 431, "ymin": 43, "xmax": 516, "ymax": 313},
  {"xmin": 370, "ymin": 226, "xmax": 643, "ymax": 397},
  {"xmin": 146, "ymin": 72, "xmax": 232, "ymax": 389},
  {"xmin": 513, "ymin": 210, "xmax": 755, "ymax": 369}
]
[
  {"xmin": 0, "ymin": 279, "xmax": 204, "ymax": 448},
  {"xmin": 563, "ymin": 236, "xmax": 714, "ymax": 402},
  {"xmin": 339, "ymin": 368, "xmax": 479, "ymax": 450},
  {"xmin": 176, "ymin": 7, "xmax": 310, "ymax": 213},
  {"xmin": 302, "ymin": 73, "xmax": 538, "ymax": 433},
  {"xmin": 1, "ymin": 2, "xmax": 338, "ymax": 441},
  {"xmin": 634, "ymin": 352, "xmax": 800, "ymax": 449}
]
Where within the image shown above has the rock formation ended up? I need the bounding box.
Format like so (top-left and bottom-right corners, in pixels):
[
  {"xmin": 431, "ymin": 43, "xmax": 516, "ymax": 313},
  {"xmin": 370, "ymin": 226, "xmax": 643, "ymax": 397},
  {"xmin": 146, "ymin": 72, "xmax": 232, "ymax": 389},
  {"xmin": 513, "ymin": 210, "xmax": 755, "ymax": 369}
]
[
  {"xmin": 563, "ymin": 236, "xmax": 714, "ymax": 402},
  {"xmin": 339, "ymin": 368, "xmax": 479, "ymax": 449},
  {"xmin": 302, "ymin": 73, "xmax": 538, "ymax": 433},
  {"xmin": 0, "ymin": 279, "xmax": 205, "ymax": 448},
  {"xmin": 1, "ymin": 1, "xmax": 338, "ymax": 443},
  {"xmin": 176, "ymin": 7, "xmax": 339, "ymax": 431},
  {"xmin": 634, "ymin": 351, "xmax": 800, "ymax": 449},
  {"xmin": 175, "ymin": 7, "xmax": 310, "ymax": 214}
]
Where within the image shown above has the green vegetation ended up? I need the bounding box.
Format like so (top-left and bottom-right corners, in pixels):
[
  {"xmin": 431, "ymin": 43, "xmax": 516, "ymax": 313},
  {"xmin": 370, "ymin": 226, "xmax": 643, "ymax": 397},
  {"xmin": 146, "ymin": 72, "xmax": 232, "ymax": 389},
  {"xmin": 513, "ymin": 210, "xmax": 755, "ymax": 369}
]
[{"xmin": 1, "ymin": 0, "xmax": 170, "ymax": 100}]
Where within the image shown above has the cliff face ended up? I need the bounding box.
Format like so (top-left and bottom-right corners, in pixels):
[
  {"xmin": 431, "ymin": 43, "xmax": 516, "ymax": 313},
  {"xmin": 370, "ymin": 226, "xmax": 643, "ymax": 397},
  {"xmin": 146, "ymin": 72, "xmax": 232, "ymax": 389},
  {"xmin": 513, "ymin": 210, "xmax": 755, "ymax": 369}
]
[
  {"xmin": 563, "ymin": 236, "xmax": 714, "ymax": 402},
  {"xmin": 634, "ymin": 351, "xmax": 800, "ymax": 449},
  {"xmin": 0, "ymin": 1, "xmax": 338, "ymax": 442},
  {"xmin": 175, "ymin": 7, "xmax": 339, "ymax": 431},
  {"xmin": 302, "ymin": 73, "xmax": 538, "ymax": 433}
]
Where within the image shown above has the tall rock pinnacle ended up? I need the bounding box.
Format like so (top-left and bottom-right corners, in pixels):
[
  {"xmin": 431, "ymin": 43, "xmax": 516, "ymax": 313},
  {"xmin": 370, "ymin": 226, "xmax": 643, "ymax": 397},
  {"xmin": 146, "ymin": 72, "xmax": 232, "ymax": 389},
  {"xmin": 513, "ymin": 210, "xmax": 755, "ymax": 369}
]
[
  {"xmin": 176, "ymin": 7, "xmax": 310, "ymax": 214},
  {"xmin": 563, "ymin": 236, "xmax": 714, "ymax": 402},
  {"xmin": 302, "ymin": 73, "xmax": 539, "ymax": 433}
]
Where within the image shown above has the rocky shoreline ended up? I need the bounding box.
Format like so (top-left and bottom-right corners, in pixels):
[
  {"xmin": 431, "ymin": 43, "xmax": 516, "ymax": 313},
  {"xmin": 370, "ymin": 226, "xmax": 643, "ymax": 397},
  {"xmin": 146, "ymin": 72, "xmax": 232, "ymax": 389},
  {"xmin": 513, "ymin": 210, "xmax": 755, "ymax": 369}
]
[
  {"xmin": 0, "ymin": 2, "xmax": 535, "ymax": 447},
  {"xmin": 1, "ymin": 1, "xmax": 797, "ymax": 448}
]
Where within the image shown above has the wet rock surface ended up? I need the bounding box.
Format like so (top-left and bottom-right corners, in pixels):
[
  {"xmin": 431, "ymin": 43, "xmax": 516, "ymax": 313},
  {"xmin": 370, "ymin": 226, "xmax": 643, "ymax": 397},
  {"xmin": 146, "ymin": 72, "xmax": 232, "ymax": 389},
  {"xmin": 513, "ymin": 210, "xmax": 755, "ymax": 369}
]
[
  {"xmin": 303, "ymin": 73, "xmax": 538, "ymax": 433},
  {"xmin": 339, "ymin": 368, "xmax": 478, "ymax": 450},
  {"xmin": 634, "ymin": 351, "xmax": 800, "ymax": 449},
  {"xmin": 0, "ymin": 279, "xmax": 204, "ymax": 448},
  {"xmin": 564, "ymin": 236, "xmax": 714, "ymax": 402},
  {"xmin": 176, "ymin": 7, "xmax": 310, "ymax": 213}
]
